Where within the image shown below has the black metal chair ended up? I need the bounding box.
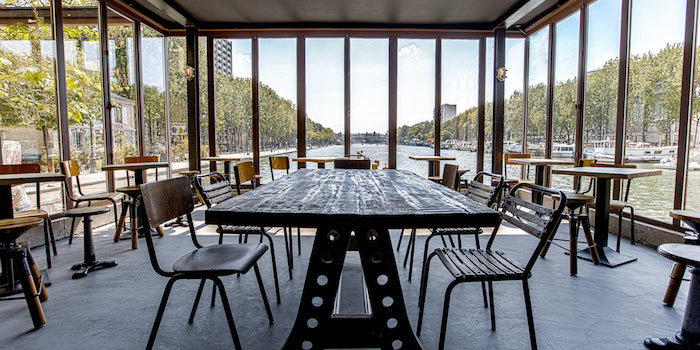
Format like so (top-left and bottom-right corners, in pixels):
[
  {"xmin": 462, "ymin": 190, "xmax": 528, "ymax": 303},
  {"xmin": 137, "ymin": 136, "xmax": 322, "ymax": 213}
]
[
  {"xmin": 195, "ymin": 171, "xmax": 284, "ymax": 295},
  {"xmin": 417, "ymin": 182, "xmax": 567, "ymax": 350},
  {"xmin": 403, "ymin": 171, "xmax": 504, "ymax": 284},
  {"xmin": 139, "ymin": 176, "xmax": 274, "ymax": 350}
]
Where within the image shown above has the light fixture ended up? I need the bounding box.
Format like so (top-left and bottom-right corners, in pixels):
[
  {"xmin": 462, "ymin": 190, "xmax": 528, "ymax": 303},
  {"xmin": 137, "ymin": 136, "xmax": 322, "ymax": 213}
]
[
  {"xmin": 496, "ymin": 67, "xmax": 507, "ymax": 82},
  {"xmin": 185, "ymin": 65, "xmax": 195, "ymax": 81}
]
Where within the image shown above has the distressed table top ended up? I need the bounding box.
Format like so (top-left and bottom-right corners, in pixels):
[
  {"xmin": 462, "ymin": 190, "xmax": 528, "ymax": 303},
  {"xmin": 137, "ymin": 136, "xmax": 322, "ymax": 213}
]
[{"xmin": 205, "ymin": 168, "xmax": 500, "ymax": 229}]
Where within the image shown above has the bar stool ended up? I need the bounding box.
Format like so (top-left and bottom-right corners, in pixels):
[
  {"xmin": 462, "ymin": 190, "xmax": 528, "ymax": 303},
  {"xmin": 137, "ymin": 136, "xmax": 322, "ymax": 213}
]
[
  {"xmin": 0, "ymin": 217, "xmax": 46, "ymax": 328},
  {"xmin": 63, "ymin": 206, "xmax": 117, "ymax": 279},
  {"xmin": 542, "ymin": 192, "xmax": 600, "ymax": 275}
]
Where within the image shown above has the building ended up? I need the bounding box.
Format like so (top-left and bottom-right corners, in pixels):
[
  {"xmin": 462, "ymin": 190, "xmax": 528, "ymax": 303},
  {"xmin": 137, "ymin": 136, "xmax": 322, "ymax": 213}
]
[
  {"xmin": 213, "ymin": 39, "xmax": 233, "ymax": 76},
  {"xmin": 436, "ymin": 104, "xmax": 457, "ymax": 123}
]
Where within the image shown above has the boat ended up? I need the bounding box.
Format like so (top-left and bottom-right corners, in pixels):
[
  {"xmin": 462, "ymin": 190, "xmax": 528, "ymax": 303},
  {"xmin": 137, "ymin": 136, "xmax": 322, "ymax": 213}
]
[
  {"xmin": 654, "ymin": 157, "xmax": 700, "ymax": 171},
  {"xmin": 552, "ymin": 143, "xmax": 574, "ymax": 158},
  {"xmin": 587, "ymin": 140, "xmax": 676, "ymax": 162}
]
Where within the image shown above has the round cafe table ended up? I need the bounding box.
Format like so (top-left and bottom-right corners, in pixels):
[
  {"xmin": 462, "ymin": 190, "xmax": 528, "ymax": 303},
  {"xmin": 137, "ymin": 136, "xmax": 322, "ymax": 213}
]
[{"xmin": 645, "ymin": 243, "xmax": 700, "ymax": 349}]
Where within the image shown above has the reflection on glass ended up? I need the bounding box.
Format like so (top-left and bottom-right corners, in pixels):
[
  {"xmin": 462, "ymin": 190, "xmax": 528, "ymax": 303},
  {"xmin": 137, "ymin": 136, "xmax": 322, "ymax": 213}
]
[
  {"xmin": 306, "ymin": 38, "xmax": 343, "ymax": 154},
  {"xmin": 626, "ymin": 0, "xmax": 685, "ymax": 221},
  {"xmin": 440, "ymin": 40, "xmax": 479, "ymax": 173},
  {"xmin": 168, "ymin": 37, "xmax": 188, "ymax": 166},
  {"xmin": 527, "ymin": 27, "xmax": 549, "ymax": 159},
  {"xmin": 141, "ymin": 26, "xmax": 167, "ymax": 179},
  {"xmin": 484, "ymin": 38, "xmax": 494, "ymax": 172},
  {"xmin": 349, "ymin": 39, "xmax": 388, "ymax": 168}
]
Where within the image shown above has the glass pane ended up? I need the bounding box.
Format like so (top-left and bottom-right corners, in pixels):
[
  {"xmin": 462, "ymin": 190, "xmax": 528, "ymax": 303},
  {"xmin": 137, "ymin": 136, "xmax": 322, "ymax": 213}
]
[
  {"xmin": 0, "ymin": 1, "xmax": 59, "ymax": 212},
  {"xmin": 626, "ymin": 0, "xmax": 685, "ymax": 222},
  {"xmin": 440, "ymin": 39, "xmax": 479, "ymax": 174},
  {"xmin": 349, "ymin": 38, "xmax": 388, "ymax": 169},
  {"xmin": 167, "ymin": 37, "xmax": 188, "ymax": 166},
  {"xmin": 306, "ymin": 37, "xmax": 344, "ymax": 166},
  {"xmin": 551, "ymin": 12, "xmax": 580, "ymax": 190},
  {"xmin": 199, "ymin": 37, "xmax": 208, "ymax": 161},
  {"xmin": 259, "ymin": 38, "xmax": 296, "ymax": 182},
  {"xmin": 484, "ymin": 38, "xmax": 494, "ymax": 172},
  {"xmin": 141, "ymin": 26, "xmax": 167, "ymax": 179},
  {"xmin": 689, "ymin": 3, "xmax": 700, "ymax": 213},
  {"xmin": 213, "ymin": 39, "xmax": 252, "ymax": 175},
  {"xmin": 505, "ymin": 38, "xmax": 525, "ymax": 154},
  {"xmin": 527, "ymin": 27, "xmax": 549, "ymax": 160}
]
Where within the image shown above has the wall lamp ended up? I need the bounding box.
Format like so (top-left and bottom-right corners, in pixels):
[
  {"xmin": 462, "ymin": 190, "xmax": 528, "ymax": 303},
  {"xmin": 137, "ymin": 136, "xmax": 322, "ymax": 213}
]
[
  {"xmin": 497, "ymin": 67, "xmax": 507, "ymax": 82},
  {"xmin": 185, "ymin": 65, "xmax": 196, "ymax": 81}
]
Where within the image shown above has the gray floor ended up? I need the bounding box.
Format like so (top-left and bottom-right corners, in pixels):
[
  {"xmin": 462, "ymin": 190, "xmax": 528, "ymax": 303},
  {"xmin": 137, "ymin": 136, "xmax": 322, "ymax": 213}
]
[{"xmin": 0, "ymin": 208, "xmax": 689, "ymax": 350}]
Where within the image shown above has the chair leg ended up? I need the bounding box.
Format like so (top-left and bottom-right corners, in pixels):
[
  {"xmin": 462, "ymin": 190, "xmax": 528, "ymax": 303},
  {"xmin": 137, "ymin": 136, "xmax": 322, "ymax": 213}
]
[
  {"xmin": 569, "ymin": 216, "xmax": 579, "ymax": 276},
  {"xmin": 211, "ymin": 277, "xmax": 243, "ymax": 350},
  {"xmin": 417, "ymin": 251, "xmax": 436, "ymax": 336},
  {"xmin": 114, "ymin": 201, "xmax": 129, "ymax": 242},
  {"xmin": 408, "ymin": 228, "xmax": 417, "ymax": 282},
  {"xmin": 283, "ymin": 227, "xmax": 293, "ymax": 281},
  {"xmin": 457, "ymin": 234, "xmax": 462, "ymax": 249},
  {"xmin": 616, "ymin": 210, "xmax": 623, "ymax": 253},
  {"xmin": 147, "ymin": 277, "xmax": 178, "ymax": 350},
  {"xmin": 69, "ymin": 217, "xmax": 77, "ymax": 245},
  {"xmin": 48, "ymin": 218, "xmax": 57, "ymax": 256},
  {"xmin": 297, "ymin": 226, "xmax": 301, "ymax": 256},
  {"xmin": 488, "ymin": 281, "xmax": 496, "ymax": 330},
  {"xmin": 42, "ymin": 220, "xmax": 52, "ymax": 269},
  {"xmin": 396, "ymin": 228, "xmax": 405, "ymax": 251},
  {"xmin": 253, "ymin": 264, "xmax": 274, "ymax": 325},
  {"xmin": 403, "ymin": 228, "xmax": 414, "ymax": 268},
  {"xmin": 522, "ymin": 279, "xmax": 538, "ymax": 350},
  {"xmin": 438, "ymin": 281, "xmax": 459, "ymax": 350},
  {"xmin": 663, "ymin": 262, "xmax": 687, "ymax": 307},
  {"xmin": 581, "ymin": 217, "xmax": 600, "ymax": 265},
  {"xmin": 189, "ymin": 279, "xmax": 207, "ymax": 324},
  {"xmin": 629, "ymin": 206, "xmax": 635, "ymax": 245},
  {"xmin": 263, "ymin": 232, "xmax": 282, "ymax": 304}
]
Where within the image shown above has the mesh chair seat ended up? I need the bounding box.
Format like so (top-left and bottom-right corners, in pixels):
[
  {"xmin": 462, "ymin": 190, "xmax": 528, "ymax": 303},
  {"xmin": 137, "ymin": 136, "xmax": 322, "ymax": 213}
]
[
  {"xmin": 436, "ymin": 248, "xmax": 526, "ymax": 280},
  {"xmin": 219, "ymin": 225, "xmax": 272, "ymax": 235},
  {"xmin": 433, "ymin": 227, "xmax": 482, "ymax": 236},
  {"xmin": 173, "ymin": 243, "xmax": 269, "ymax": 274}
]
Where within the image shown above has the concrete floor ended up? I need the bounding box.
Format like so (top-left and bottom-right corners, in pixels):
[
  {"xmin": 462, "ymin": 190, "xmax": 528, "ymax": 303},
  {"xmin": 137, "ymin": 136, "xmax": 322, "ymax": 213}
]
[{"xmin": 0, "ymin": 207, "xmax": 689, "ymax": 350}]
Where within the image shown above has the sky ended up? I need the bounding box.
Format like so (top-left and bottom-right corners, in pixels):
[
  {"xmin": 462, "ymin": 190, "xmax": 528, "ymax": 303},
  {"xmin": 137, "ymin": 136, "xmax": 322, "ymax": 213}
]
[{"xmin": 1, "ymin": 0, "xmax": 683, "ymax": 134}]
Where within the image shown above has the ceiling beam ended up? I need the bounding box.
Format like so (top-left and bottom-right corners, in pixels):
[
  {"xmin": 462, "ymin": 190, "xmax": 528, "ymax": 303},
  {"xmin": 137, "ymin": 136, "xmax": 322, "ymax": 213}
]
[{"xmin": 504, "ymin": 0, "xmax": 550, "ymax": 28}]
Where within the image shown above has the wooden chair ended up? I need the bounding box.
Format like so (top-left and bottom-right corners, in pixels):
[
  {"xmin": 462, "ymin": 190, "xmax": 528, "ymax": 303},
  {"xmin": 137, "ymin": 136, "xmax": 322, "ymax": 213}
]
[
  {"xmin": 417, "ymin": 182, "xmax": 567, "ymax": 350},
  {"xmin": 194, "ymin": 171, "xmax": 283, "ymax": 297},
  {"xmin": 114, "ymin": 156, "xmax": 162, "ymax": 249},
  {"xmin": 503, "ymin": 153, "xmax": 534, "ymax": 187},
  {"xmin": 333, "ymin": 158, "xmax": 371, "ymax": 169},
  {"xmin": 60, "ymin": 160, "xmax": 123, "ymax": 245},
  {"xmin": 233, "ymin": 160, "xmax": 262, "ymax": 195},
  {"xmin": 269, "ymin": 156, "xmax": 290, "ymax": 180},
  {"xmin": 0, "ymin": 164, "xmax": 58, "ymax": 268},
  {"xmin": 139, "ymin": 176, "xmax": 274, "ymax": 350},
  {"xmin": 427, "ymin": 163, "xmax": 460, "ymax": 191},
  {"xmin": 590, "ymin": 163, "xmax": 637, "ymax": 251}
]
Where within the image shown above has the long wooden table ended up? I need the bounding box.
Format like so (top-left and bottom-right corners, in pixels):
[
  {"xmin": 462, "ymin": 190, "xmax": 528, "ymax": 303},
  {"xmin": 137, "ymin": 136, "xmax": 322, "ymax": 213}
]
[
  {"xmin": 552, "ymin": 166, "xmax": 661, "ymax": 267},
  {"xmin": 205, "ymin": 169, "xmax": 501, "ymax": 349}
]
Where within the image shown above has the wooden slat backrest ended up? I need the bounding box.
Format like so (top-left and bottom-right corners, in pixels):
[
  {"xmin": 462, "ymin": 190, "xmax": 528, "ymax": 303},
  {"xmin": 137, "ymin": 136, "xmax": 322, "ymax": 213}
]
[
  {"xmin": 466, "ymin": 171, "xmax": 504, "ymax": 208},
  {"xmin": 235, "ymin": 161, "xmax": 257, "ymax": 183},
  {"xmin": 0, "ymin": 164, "xmax": 41, "ymax": 175},
  {"xmin": 440, "ymin": 164, "xmax": 459, "ymax": 191},
  {"xmin": 504, "ymin": 153, "xmax": 531, "ymax": 165},
  {"xmin": 333, "ymin": 159, "xmax": 371, "ymax": 169},
  {"xmin": 61, "ymin": 160, "xmax": 81, "ymax": 178},
  {"xmin": 194, "ymin": 172, "xmax": 234, "ymax": 208},
  {"xmin": 488, "ymin": 182, "xmax": 566, "ymax": 275}
]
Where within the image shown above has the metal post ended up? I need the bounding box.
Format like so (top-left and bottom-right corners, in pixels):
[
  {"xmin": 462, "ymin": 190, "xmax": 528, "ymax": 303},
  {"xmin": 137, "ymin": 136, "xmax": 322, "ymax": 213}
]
[
  {"xmin": 477, "ymin": 37, "xmax": 486, "ymax": 173},
  {"xmin": 297, "ymin": 36, "xmax": 306, "ymax": 165},
  {"xmin": 492, "ymin": 28, "xmax": 506, "ymax": 175},
  {"xmin": 389, "ymin": 37, "xmax": 398, "ymax": 169},
  {"xmin": 185, "ymin": 24, "xmax": 200, "ymax": 172}
]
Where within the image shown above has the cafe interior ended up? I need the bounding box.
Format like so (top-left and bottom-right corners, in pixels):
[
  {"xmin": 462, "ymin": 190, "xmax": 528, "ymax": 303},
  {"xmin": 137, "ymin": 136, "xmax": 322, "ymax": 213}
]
[{"xmin": 2, "ymin": 0, "xmax": 700, "ymax": 349}]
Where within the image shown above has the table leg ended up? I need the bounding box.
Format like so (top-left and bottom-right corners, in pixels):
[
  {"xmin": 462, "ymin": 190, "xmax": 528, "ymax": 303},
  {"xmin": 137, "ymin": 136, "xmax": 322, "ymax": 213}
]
[
  {"xmin": 578, "ymin": 177, "xmax": 637, "ymax": 267},
  {"xmin": 427, "ymin": 161, "xmax": 436, "ymax": 177},
  {"xmin": 533, "ymin": 165, "xmax": 545, "ymax": 204},
  {"xmin": 645, "ymin": 266, "xmax": 700, "ymax": 349},
  {"xmin": 318, "ymin": 162, "xmax": 325, "ymax": 169},
  {"xmin": 223, "ymin": 161, "xmax": 231, "ymax": 177},
  {"xmin": 281, "ymin": 226, "xmax": 423, "ymax": 350},
  {"xmin": 0, "ymin": 184, "xmax": 13, "ymax": 219}
]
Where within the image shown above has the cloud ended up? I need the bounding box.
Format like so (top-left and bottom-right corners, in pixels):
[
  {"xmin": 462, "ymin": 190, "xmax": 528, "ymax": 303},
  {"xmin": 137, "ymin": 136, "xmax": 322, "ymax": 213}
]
[
  {"xmin": 234, "ymin": 52, "xmax": 251, "ymax": 64},
  {"xmin": 398, "ymin": 44, "xmax": 422, "ymax": 57}
]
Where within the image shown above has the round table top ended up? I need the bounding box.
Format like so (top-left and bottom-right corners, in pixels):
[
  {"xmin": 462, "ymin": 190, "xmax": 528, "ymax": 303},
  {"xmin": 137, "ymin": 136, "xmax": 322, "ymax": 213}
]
[
  {"xmin": 670, "ymin": 210, "xmax": 700, "ymax": 224},
  {"xmin": 658, "ymin": 243, "xmax": 700, "ymax": 266}
]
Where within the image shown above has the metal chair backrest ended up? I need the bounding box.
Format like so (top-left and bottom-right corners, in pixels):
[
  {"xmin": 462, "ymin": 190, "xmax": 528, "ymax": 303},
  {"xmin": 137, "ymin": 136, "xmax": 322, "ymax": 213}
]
[
  {"xmin": 269, "ymin": 156, "xmax": 290, "ymax": 180},
  {"xmin": 233, "ymin": 161, "xmax": 257, "ymax": 195},
  {"xmin": 503, "ymin": 153, "xmax": 531, "ymax": 179},
  {"xmin": 0, "ymin": 164, "xmax": 42, "ymax": 208},
  {"xmin": 488, "ymin": 182, "xmax": 566, "ymax": 275},
  {"xmin": 124, "ymin": 155, "xmax": 159, "ymax": 185},
  {"xmin": 333, "ymin": 158, "xmax": 371, "ymax": 169},
  {"xmin": 466, "ymin": 171, "xmax": 505, "ymax": 209},
  {"xmin": 441, "ymin": 164, "xmax": 459, "ymax": 191},
  {"xmin": 194, "ymin": 172, "xmax": 235, "ymax": 208},
  {"xmin": 139, "ymin": 176, "xmax": 196, "ymax": 277},
  {"xmin": 60, "ymin": 160, "xmax": 85, "ymax": 200}
]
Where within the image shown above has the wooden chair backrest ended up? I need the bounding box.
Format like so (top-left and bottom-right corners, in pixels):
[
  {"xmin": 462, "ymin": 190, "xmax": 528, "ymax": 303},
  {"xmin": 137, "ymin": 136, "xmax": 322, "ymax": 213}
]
[
  {"xmin": 578, "ymin": 159, "xmax": 597, "ymax": 167},
  {"xmin": 233, "ymin": 161, "xmax": 257, "ymax": 195},
  {"xmin": 441, "ymin": 164, "xmax": 459, "ymax": 191},
  {"xmin": 194, "ymin": 172, "xmax": 234, "ymax": 208},
  {"xmin": 333, "ymin": 159, "xmax": 371, "ymax": 169},
  {"xmin": 575, "ymin": 159, "xmax": 597, "ymax": 193},
  {"xmin": 489, "ymin": 182, "xmax": 566, "ymax": 275},
  {"xmin": 269, "ymin": 156, "xmax": 290, "ymax": 170},
  {"xmin": 466, "ymin": 171, "xmax": 505, "ymax": 208},
  {"xmin": 504, "ymin": 153, "xmax": 531, "ymax": 165},
  {"xmin": 61, "ymin": 160, "xmax": 81, "ymax": 178},
  {"xmin": 0, "ymin": 164, "xmax": 41, "ymax": 175}
]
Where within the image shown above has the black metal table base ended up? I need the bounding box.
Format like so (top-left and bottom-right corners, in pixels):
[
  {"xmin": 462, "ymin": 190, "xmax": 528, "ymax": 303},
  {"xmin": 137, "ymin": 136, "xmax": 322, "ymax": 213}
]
[
  {"xmin": 282, "ymin": 226, "xmax": 423, "ymax": 350},
  {"xmin": 71, "ymin": 260, "xmax": 117, "ymax": 279},
  {"xmin": 578, "ymin": 246, "xmax": 637, "ymax": 267}
]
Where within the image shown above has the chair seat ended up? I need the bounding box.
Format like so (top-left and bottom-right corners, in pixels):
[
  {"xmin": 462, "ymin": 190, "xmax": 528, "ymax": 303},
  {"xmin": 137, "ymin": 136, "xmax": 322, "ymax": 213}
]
[
  {"xmin": 13, "ymin": 208, "xmax": 50, "ymax": 219},
  {"xmin": 77, "ymin": 191, "xmax": 123, "ymax": 202},
  {"xmin": 433, "ymin": 227, "xmax": 482, "ymax": 236},
  {"xmin": 436, "ymin": 248, "xmax": 526, "ymax": 280},
  {"xmin": 609, "ymin": 199, "xmax": 628, "ymax": 210},
  {"xmin": 427, "ymin": 176, "xmax": 441, "ymax": 182},
  {"xmin": 64, "ymin": 206, "xmax": 111, "ymax": 218},
  {"xmin": 172, "ymin": 243, "xmax": 268, "ymax": 274},
  {"xmin": 504, "ymin": 178, "xmax": 534, "ymax": 185},
  {"xmin": 219, "ymin": 225, "xmax": 271, "ymax": 235},
  {"xmin": 0, "ymin": 217, "xmax": 43, "ymax": 242}
]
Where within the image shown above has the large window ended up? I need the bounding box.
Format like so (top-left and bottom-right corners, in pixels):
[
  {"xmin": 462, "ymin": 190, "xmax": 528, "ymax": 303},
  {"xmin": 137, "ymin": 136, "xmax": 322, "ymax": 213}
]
[
  {"xmin": 440, "ymin": 40, "xmax": 480, "ymax": 173},
  {"xmin": 626, "ymin": 0, "xmax": 685, "ymax": 221},
  {"xmin": 349, "ymin": 38, "xmax": 388, "ymax": 168},
  {"xmin": 484, "ymin": 38, "xmax": 494, "ymax": 172},
  {"xmin": 526, "ymin": 28, "xmax": 549, "ymax": 159},
  {"xmin": 141, "ymin": 26, "xmax": 167, "ymax": 178}
]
